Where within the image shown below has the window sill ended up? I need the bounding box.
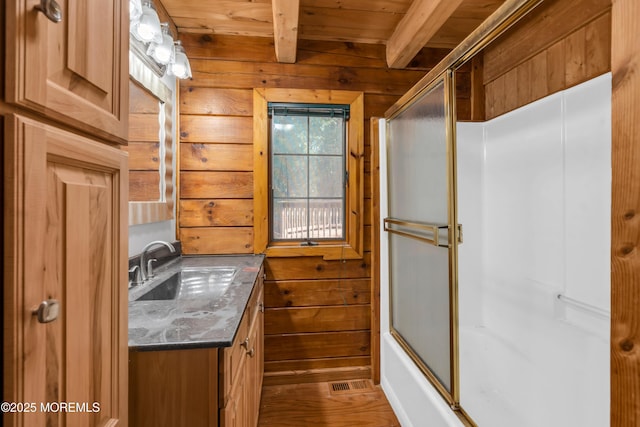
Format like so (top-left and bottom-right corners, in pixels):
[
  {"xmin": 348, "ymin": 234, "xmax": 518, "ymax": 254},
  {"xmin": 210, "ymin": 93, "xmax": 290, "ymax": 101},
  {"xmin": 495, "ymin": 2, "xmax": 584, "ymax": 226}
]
[{"xmin": 264, "ymin": 242, "xmax": 363, "ymax": 260}]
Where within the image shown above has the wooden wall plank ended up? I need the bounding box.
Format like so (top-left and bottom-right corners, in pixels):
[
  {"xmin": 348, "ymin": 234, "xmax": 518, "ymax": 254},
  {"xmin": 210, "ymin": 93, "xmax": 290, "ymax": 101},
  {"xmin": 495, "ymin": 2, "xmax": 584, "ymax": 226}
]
[
  {"xmin": 180, "ymin": 34, "xmax": 448, "ymax": 70},
  {"xmin": 180, "ymin": 227, "xmax": 253, "ymax": 254},
  {"xmin": 187, "ymin": 59, "xmax": 428, "ymax": 95},
  {"xmin": 265, "ymin": 305, "xmax": 371, "ymax": 334},
  {"xmin": 127, "ymin": 142, "xmax": 160, "ymax": 170},
  {"xmin": 180, "ymin": 116, "xmax": 253, "ymax": 143},
  {"xmin": 483, "ymin": 7, "xmax": 611, "ymax": 119},
  {"xmin": 264, "ymin": 279, "xmax": 371, "ymax": 307},
  {"xmin": 264, "ymin": 356, "xmax": 371, "ymax": 373},
  {"xmin": 483, "ymin": 0, "xmax": 611, "ymax": 84},
  {"xmin": 129, "ymin": 113, "xmax": 160, "ymax": 142},
  {"xmin": 180, "ymin": 171, "xmax": 253, "ymax": 199},
  {"xmin": 264, "ymin": 331, "xmax": 370, "ymax": 361},
  {"xmin": 546, "ymin": 39, "xmax": 567, "ymax": 94},
  {"xmin": 179, "ymin": 199, "xmax": 253, "ymax": 227},
  {"xmin": 180, "ymin": 88, "xmax": 253, "ymax": 116},
  {"xmin": 129, "ymin": 171, "xmax": 159, "ymax": 201},
  {"xmin": 180, "ymin": 143, "xmax": 253, "ymax": 171},
  {"xmin": 264, "ymin": 254, "xmax": 371, "ymax": 281},
  {"xmin": 611, "ymin": 0, "xmax": 640, "ymax": 424},
  {"xmin": 130, "ymin": 80, "xmax": 159, "ymax": 113},
  {"xmin": 585, "ymin": 12, "xmax": 612, "ymax": 78},
  {"xmin": 262, "ymin": 366, "xmax": 371, "ymax": 386}
]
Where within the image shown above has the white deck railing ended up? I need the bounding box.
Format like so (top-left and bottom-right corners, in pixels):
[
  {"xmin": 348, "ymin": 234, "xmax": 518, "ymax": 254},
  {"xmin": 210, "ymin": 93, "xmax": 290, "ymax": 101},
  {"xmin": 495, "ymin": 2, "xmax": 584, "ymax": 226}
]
[{"xmin": 276, "ymin": 202, "xmax": 343, "ymax": 239}]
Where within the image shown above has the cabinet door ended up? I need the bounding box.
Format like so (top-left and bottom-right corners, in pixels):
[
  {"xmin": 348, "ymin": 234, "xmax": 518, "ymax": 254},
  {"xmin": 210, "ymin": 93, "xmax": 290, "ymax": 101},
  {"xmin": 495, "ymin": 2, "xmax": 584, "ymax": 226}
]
[
  {"xmin": 244, "ymin": 278, "xmax": 263, "ymax": 427},
  {"xmin": 4, "ymin": 115, "xmax": 128, "ymax": 427},
  {"xmin": 221, "ymin": 366, "xmax": 246, "ymax": 427},
  {"xmin": 5, "ymin": 0, "xmax": 128, "ymax": 142}
]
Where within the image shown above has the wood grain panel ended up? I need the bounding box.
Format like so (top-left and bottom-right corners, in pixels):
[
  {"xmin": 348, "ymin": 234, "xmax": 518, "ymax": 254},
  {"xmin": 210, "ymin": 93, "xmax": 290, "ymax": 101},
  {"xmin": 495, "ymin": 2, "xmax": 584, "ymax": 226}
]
[
  {"xmin": 264, "ymin": 331, "xmax": 370, "ymax": 361},
  {"xmin": 264, "ymin": 255, "xmax": 371, "ymax": 281},
  {"xmin": 264, "ymin": 305, "xmax": 371, "ymax": 334},
  {"xmin": 181, "ymin": 143, "xmax": 253, "ymax": 171},
  {"xmin": 129, "ymin": 113, "xmax": 160, "ymax": 142},
  {"xmin": 127, "ymin": 142, "xmax": 160, "ymax": 170},
  {"xmin": 129, "ymin": 171, "xmax": 160, "ymax": 201},
  {"xmin": 129, "ymin": 348, "xmax": 218, "ymax": 427},
  {"xmin": 180, "ymin": 115, "xmax": 253, "ymax": 143},
  {"xmin": 611, "ymin": 0, "xmax": 640, "ymax": 424},
  {"xmin": 484, "ymin": 9, "xmax": 611, "ymax": 119},
  {"xmin": 264, "ymin": 356, "xmax": 371, "ymax": 373},
  {"xmin": 188, "ymin": 59, "xmax": 428, "ymax": 96},
  {"xmin": 483, "ymin": 0, "xmax": 611, "ymax": 84},
  {"xmin": 180, "ymin": 171, "xmax": 253, "ymax": 198},
  {"xmin": 300, "ymin": 7, "xmax": 399, "ymax": 45},
  {"xmin": 180, "ymin": 33, "xmax": 448, "ymax": 70},
  {"xmin": 180, "ymin": 227, "xmax": 254, "ymax": 254},
  {"xmin": 262, "ymin": 366, "xmax": 372, "ymax": 386},
  {"xmin": 180, "ymin": 199, "xmax": 253, "ymax": 227},
  {"xmin": 130, "ymin": 80, "xmax": 160, "ymax": 113},
  {"xmin": 180, "ymin": 87, "xmax": 253, "ymax": 116},
  {"xmin": 264, "ymin": 279, "xmax": 371, "ymax": 307}
]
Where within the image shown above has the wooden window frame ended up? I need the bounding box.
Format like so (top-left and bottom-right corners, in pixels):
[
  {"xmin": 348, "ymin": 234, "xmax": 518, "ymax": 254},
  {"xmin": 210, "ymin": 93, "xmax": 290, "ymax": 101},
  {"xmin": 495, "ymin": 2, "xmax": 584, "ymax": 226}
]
[{"xmin": 253, "ymin": 88, "xmax": 365, "ymax": 260}]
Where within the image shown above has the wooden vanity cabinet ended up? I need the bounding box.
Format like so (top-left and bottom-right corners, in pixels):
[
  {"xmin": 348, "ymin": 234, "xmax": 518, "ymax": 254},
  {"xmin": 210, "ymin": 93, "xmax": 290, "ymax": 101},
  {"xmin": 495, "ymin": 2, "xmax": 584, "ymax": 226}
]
[{"xmin": 128, "ymin": 267, "xmax": 265, "ymax": 427}]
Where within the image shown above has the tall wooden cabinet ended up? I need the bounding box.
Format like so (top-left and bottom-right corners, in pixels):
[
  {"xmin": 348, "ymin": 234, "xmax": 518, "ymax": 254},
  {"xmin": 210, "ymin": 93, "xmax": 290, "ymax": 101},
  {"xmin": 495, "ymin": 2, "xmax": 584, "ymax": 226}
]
[{"xmin": 3, "ymin": 1, "xmax": 129, "ymax": 426}]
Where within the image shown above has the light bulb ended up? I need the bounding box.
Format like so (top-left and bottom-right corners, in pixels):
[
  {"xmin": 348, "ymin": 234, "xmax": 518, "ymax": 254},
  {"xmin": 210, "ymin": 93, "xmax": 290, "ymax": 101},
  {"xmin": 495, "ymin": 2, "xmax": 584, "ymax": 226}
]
[
  {"xmin": 133, "ymin": 1, "xmax": 162, "ymax": 44},
  {"xmin": 148, "ymin": 23, "xmax": 174, "ymax": 64},
  {"xmin": 169, "ymin": 41, "xmax": 192, "ymax": 79}
]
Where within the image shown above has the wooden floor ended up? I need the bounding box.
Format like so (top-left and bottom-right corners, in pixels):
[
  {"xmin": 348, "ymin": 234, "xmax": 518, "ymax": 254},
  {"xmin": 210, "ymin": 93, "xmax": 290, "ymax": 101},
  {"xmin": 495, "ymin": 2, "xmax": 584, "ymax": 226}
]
[{"xmin": 258, "ymin": 380, "xmax": 401, "ymax": 427}]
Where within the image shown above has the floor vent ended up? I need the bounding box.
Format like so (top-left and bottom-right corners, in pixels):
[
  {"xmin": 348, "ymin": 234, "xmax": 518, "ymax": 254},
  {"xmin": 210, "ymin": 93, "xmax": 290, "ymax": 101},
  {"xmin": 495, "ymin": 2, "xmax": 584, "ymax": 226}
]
[
  {"xmin": 331, "ymin": 382, "xmax": 351, "ymax": 392},
  {"xmin": 329, "ymin": 380, "xmax": 374, "ymax": 395}
]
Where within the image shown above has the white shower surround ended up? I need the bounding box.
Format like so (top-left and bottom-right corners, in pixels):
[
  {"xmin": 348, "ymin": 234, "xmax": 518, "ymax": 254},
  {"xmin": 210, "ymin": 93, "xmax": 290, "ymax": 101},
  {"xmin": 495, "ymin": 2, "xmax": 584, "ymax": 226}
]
[{"xmin": 380, "ymin": 73, "xmax": 611, "ymax": 427}]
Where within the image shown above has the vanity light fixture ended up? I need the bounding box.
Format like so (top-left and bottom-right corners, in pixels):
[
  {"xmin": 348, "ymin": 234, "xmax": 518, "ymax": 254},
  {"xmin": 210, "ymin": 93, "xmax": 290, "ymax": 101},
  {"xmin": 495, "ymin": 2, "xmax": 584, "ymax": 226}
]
[
  {"xmin": 168, "ymin": 41, "xmax": 192, "ymax": 80},
  {"xmin": 132, "ymin": 0, "xmax": 162, "ymax": 44},
  {"xmin": 129, "ymin": 0, "xmax": 143, "ymax": 23},
  {"xmin": 148, "ymin": 23, "xmax": 174, "ymax": 65}
]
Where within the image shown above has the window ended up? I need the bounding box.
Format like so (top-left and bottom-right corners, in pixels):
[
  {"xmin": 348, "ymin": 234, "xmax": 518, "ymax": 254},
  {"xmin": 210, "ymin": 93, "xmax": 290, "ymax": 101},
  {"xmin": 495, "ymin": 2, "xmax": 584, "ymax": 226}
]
[
  {"xmin": 254, "ymin": 89, "xmax": 365, "ymax": 260},
  {"xmin": 269, "ymin": 103, "xmax": 348, "ymax": 243}
]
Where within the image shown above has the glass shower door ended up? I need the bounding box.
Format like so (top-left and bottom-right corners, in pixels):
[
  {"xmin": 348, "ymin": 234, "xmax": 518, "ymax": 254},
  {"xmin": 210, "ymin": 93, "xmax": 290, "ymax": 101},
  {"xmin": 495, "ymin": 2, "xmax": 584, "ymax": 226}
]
[{"xmin": 385, "ymin": 72, "xmax": 459, "ymax": 403}]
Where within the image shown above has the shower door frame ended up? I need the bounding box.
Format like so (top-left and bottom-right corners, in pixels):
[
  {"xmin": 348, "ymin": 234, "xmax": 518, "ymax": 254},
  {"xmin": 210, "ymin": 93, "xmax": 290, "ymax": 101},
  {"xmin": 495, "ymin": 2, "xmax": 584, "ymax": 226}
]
[{"xmin": 385, "ymin": 69, "xmax": 461, "ymax": 407}]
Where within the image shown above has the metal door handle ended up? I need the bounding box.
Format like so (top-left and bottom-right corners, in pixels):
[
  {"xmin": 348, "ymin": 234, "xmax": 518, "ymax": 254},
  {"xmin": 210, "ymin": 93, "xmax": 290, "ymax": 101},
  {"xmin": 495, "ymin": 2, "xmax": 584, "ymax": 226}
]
[
  {"xmin": 33, "ymin": 299, "xmax": 60, "ymax": 323},
  {"xmin": 35, "ymin": 0, "xmax": 63, "ymax": 23}
]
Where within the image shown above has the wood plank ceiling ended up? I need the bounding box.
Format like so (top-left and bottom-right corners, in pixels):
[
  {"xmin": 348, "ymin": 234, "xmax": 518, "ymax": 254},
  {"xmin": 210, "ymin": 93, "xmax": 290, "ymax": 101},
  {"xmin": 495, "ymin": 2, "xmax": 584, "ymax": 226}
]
[{"xmin": 161, "ymin": 0, "xmax": 506, "ymax": 68}]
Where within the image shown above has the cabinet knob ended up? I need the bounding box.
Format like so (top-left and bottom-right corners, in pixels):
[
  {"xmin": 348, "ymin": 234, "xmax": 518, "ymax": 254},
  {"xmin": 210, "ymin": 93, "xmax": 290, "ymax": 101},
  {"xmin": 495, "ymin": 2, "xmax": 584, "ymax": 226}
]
[
  {"xmin": 32, "ymin": 299, "xmax": 60, "ymax": 323},
  {"xmin": 247, "ymin": 348, "xmax": 255, "ymax": 358},
  {"xmin": 240, "ymin": 338, "xmax": 249, "ymax": 349},
  {"xmin": 35, "ymin": 0, "xmax": 63, "ymax": 23}
]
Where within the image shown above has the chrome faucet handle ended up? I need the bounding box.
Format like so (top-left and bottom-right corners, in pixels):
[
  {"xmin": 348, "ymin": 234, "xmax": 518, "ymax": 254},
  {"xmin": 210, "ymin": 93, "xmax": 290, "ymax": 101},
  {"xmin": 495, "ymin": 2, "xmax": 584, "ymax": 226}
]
[
  {"xmin": 129, "ymin": 265, "xmax": 143, "ymax": 288},
  {"xmin": 147, "ymin": 258, "xmax": 158, "ymax": 279},
  {"xmin": 139, "ymin": 240, "xmax": 176, "ymax": 282}
]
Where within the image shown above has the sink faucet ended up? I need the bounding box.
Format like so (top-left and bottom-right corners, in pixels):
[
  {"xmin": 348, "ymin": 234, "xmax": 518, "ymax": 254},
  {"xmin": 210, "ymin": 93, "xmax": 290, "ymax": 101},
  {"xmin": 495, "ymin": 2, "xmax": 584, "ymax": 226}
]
[{"xmin": 139, "ymin": 240, "xmax": 176, "ymax": 282}]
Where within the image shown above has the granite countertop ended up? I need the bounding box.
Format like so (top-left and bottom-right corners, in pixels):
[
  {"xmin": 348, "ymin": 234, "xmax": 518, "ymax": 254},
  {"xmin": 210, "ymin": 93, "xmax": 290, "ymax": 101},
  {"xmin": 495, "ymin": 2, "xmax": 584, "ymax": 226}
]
[{"xmin": 128, "ymin": 254, "xmax": 264, "ymax": 352}]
